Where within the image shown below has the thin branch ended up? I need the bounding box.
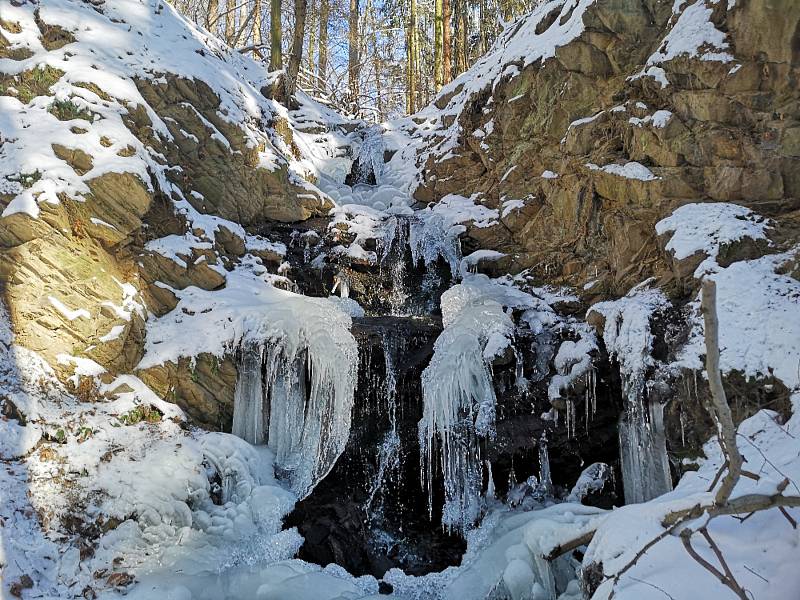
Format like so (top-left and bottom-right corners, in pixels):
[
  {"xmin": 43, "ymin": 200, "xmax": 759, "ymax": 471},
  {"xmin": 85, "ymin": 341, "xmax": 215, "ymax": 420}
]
[
  {"xmin": 700, "ymin": 527, "xmax": 748, "ymax": 599},
  {"xmin": 701, "ymin": 279, "xmax": 744, "ymax": 506}
]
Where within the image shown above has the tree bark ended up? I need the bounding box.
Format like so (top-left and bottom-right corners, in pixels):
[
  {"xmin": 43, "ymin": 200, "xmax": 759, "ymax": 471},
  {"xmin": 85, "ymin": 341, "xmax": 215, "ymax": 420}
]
[
  {"xmin": 454, "ymin": 0, "xmax": 467, "ymax": 75},
  {"xmin": 434, "ymin": 0, "xmax": 443, "ymax": 90},
  {"xmin": 348, "ymin": 0, "xmax": 360, "ymax": 111},
  {"xmin": 442, "ymin": 0, "xmax": 451, "ymax": 85},
  {"xmin": 269, "ymin": 0, "xmax": 282, "ymax": 70},
  {"xmin": 407, "ymin": 0, "xmax": 417, "ymax": 113},
  {"xmin": 701, "ymin": 279, "xmax": 744, "ymax": 506},
  {"xmin": 317, "ymin": 0, "xmax": 329, "ymax": 78},
  {"xmin": 206, "ymin": 0, "xmax": 219, "ymax": 32},
  {"xmin": 306, "ymin": 0, "xmax": 317, "ymax": 74},
  {"xmin": 287, "ymin": 0, "xmax": 308, "ymax": 96},
  {"xmin": 252, "ymin": 0, "xmax": 263, "ymax": 58},
  {"xmin": 225, "ymin": 0, "xmax": 235, "ymax": 44}
]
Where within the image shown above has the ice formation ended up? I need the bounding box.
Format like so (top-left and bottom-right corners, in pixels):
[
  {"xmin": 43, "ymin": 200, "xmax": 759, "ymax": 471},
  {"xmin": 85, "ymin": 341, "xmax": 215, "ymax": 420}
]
[
  {"xmin": 140, "ymin": 263, "xmax": 358, "ymax": 498},
  {"xmin": 589, "ymin": 284, "xmax": 672, "ymax": 504},
  {"xmin": 419, "ymin": 275, "xmax": 539, "ymax": 531}
]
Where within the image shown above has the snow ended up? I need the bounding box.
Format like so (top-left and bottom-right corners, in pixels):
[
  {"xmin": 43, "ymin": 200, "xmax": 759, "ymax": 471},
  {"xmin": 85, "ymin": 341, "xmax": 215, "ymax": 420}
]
[
  {"xmin": 428, "ymin": 193, "xmax": 500, "ymax": 230},
  {"xmin": 655, "ymin": 202, "xmax": 771, "ymax": 277},
  {"xmin": 460, "ymin": 249, "xmax": 507, "ymax": 274},
  {"xmin": 548, "ymin": 336, "xmax": 597, "ymax": 402},
  {"xmin": 501, "ymin": 198, "xmax": 526, "ymax": 217},
  {"xmin": 48, "ymin": 295, "xmax": 91, "ymax": 321},
  {"xmin": 676, "ymin": 248, "xmax": 800, "ymax": 391},
  {"xmin": 585, "ymin": 393, "xmax": 800, "ymax": 600},
  {"xmin": 587, "ymin": 161, "xmax": 659, "ymax": 181},
  {"xmin": 647, "ymin": 0, "xmax": 733, "ymax": 66},
  {"xmin": 628, "ymin": 110, "xmax": 672, "ymax": 128}
]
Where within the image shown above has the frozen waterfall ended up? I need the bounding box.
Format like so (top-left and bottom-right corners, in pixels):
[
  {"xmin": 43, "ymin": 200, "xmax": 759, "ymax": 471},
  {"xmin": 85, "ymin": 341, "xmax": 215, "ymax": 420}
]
[{"xmin": 589, "ymin": 287, "xmax": 673, "ymax": 504}]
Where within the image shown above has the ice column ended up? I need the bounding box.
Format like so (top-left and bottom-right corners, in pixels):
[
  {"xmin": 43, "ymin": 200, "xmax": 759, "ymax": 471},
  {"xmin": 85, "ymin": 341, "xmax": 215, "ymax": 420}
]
[{"xmin": 419, "ymin": 280, "xmax": 515, "ymax": 532}]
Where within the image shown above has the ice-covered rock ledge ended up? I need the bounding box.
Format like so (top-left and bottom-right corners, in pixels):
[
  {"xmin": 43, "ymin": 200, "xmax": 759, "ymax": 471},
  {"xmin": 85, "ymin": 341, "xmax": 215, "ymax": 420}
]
[{"xmin": 138, "ymin": 258, "xmax": 358, "ymax": 497}]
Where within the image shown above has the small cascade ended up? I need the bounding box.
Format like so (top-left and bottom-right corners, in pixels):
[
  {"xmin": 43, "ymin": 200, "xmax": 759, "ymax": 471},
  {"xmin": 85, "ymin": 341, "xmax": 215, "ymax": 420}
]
[
  {"xmin": 380, "ymin": 216, "xmax": 412, "ymax": 315},
  {"xmin": 364, "ymin": 335, "xmax": 401, "ymax": 515}
]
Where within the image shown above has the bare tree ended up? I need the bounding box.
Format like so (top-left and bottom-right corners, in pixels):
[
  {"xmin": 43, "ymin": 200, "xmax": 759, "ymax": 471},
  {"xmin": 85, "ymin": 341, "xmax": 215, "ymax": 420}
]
[
  {"xmin": 442, "ymin": 0, "xmax": 451, "ymax": 85},
  {"xmin": 286, "ymin": 0, "xmax": 308, "ymax": 95},
  {"xmin": 252, "ymin": 0, "xmax": 264, "ymax": 58},
  {"xmin": 348, "ymin": 0, "xmax": 360, "ymax": 110},
  {"xmin": 269, "ymin": 0, "xmax": 282, "ymax": 70},
  {"xmin": 206, "ymin": 0, "xmax": 219, "ymax": 32},
  {"xmin": 317, "ymin": 0, "xmax": 329, "ymax": 78}
]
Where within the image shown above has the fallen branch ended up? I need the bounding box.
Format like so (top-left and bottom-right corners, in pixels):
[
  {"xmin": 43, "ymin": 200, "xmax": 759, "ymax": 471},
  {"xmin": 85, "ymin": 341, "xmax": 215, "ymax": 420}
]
[{"xmin": 544, "ymin": 530, "xmax": 595, "ymax": 561}]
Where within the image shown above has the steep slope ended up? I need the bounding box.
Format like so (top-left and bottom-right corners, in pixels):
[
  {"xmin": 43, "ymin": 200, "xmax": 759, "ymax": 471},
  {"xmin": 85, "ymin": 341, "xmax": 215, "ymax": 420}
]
[{"xmin": 0, "ymin": 0, "xmax": 339, "ymax": 387}]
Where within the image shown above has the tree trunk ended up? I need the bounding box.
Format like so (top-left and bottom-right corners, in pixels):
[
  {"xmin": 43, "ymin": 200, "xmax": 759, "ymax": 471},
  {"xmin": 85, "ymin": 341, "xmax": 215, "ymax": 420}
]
[
  {"xmin": 348, "ymin": 0, "xmax": 360, "ymax": 112},
  {"xmin": 307, "ymin": 0, "xmax": 317, "ymax": 75},
  {"xmin": 368, "ymin": 0, "xmax": 383, "ymax": 121},
  {"xmin": 287, "ymin": 0, "xmax": 307, "ymax": 95},
  {"xmin": 206, "ymin": 0, "xmax": 219, "ymax": 32},
  {"xmin": 407, "ymin": 0, "xmax": 417, "ymax": 113},
  {"xmin": 434, "ymin": 0, "xmax": 443, "ymax": 90},
  {"xmin": 442, "ymin": 0, "xmax": 451, "ymax": 85},
  {"xmin": 478, "ymin": 0, "xmax": 487, "ymax": 55},
  {"xmin": 317, "ymin": 0, "xmax": 329, "ymax": 78},
  {"xmin": 253, "ymin": 0, "xmax": 263, "ymax": 58},
  {"xmin": 458, "ymin": 0, "xmax": 468, "ymax": 74},
  {"xmin": 269, "ymin": 0, "xmax": 282, "ymax": 70},
  {"xmin": 225, "ymin": 0, "xmax": 235, "ymax": 44}
]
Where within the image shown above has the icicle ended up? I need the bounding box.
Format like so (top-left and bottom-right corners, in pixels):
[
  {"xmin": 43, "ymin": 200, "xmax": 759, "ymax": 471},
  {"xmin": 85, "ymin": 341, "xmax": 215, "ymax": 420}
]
[
  {"xmin": 230, "ymin": 300, "xmax": 358, "ymax": 498},
  {"xmin": 513, "ymin": 345, "xmax": 528, "ymax": 391},
  {"xmin": 485, "ymin": 460, "xmax": 496, "ymax": 501},
  {"xmin": 332, "ymin": 272, "xmax": 350, "ymax": 298},
  {"xmin": 618, "ymin": 396, "xmax": 672, "ymax": 504},
  {"xmin": 538, "ymin": 432, "xmax": 553, "ymax": 497},
  {"xmin": 231, "ymin": 344, "xmax": 266, "ymax": 444}
]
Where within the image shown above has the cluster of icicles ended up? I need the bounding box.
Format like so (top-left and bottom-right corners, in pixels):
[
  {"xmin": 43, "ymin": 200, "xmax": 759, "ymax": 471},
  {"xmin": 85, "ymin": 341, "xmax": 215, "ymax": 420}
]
[{"xmin": 231, "ymin": 304, "xmax": 358, "ymax": 499}]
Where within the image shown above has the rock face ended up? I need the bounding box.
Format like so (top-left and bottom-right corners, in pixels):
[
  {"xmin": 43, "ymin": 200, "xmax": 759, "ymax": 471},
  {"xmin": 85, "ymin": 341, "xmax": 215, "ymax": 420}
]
[
  {"xmin": 412, "ymin": 0, "xmax": 800, "ymax": 298},
  {"xmin": 0, "ymin": 3, "xmax": 329, "ymax": 390}
]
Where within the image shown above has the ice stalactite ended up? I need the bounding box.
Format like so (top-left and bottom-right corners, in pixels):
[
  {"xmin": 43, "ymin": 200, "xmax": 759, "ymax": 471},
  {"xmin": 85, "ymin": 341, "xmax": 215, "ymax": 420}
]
[
  {"xmin": 230, "ymin": 297, "xmax": 358, "ymax": 499},
  {"xmin": 589, "ymin": 285, "xmax": 672, "ymax": 504},
  {"xmin": 538, "ymin": 433, "xmax": 553, "ymax": 497},
  {"xmin": 351, "ymin": 125, "xmax": 385, "ymax": 185},
  {"xmin": 408, "ymin": 212, "xmax": 462, "ymax": 278},
  {"xmin": 419, "ymin": 277, "xmax": 518, "ymax": 532},
  {"xmin": 232, "ymin": 345, "xmax": 267, "ymax": 444}
]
